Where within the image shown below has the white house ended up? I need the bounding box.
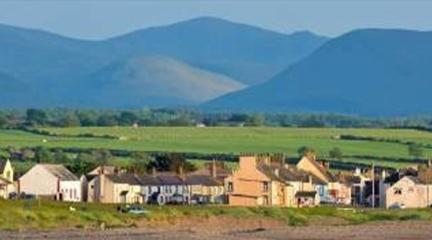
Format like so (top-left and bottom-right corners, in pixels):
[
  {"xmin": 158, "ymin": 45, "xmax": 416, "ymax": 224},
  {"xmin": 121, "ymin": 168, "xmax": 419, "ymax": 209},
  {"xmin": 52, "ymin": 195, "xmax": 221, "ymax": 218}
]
[{"xmin": 19, "ymin": 164, "xmax": 83, "ymax": 202}]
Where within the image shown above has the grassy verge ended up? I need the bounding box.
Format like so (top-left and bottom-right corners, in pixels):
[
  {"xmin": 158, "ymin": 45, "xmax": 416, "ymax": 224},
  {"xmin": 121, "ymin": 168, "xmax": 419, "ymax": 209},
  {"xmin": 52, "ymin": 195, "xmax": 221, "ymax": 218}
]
[{"xmin": 1, "ymin": 200, "xmax": 432, "ymax": 231}]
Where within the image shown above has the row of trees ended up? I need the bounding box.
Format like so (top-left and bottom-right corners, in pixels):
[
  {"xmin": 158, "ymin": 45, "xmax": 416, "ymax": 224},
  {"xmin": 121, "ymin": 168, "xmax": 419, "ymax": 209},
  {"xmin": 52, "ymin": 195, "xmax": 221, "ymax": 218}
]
[
  {"xmin": 3, "ymin": 146, "xmax": 197, "ymax": 176},
  {"xmin": 2, "ymin": 108, "xmax": 432, "ymax": 129}
]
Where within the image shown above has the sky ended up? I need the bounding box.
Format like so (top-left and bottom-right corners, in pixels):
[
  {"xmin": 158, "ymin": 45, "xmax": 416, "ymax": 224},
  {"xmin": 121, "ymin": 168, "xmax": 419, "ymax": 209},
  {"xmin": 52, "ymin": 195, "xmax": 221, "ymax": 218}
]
[{"xmin": 0, "ymin": 0, "xmax": 431, "ymax": 40}]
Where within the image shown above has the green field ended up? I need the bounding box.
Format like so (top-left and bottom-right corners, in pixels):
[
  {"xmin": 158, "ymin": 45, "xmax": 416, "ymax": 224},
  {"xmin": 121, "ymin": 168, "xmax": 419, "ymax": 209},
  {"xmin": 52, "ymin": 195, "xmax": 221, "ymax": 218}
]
[{"xmin": 1, "ymin": 127, "xmax": 432, "ymax": 168}]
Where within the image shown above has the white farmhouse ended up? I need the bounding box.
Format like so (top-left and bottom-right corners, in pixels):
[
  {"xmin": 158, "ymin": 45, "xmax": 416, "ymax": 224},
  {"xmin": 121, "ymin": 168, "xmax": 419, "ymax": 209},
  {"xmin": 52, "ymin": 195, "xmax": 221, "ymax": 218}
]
[{"xmin": 19, "ymin": 164, "xmax": 83, "ymax": 202}]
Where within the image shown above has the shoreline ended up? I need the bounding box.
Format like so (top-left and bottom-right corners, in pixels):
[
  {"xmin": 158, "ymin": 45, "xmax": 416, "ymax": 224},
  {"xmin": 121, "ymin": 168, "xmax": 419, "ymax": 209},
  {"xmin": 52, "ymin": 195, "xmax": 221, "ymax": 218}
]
[{"xmin": 1, "ymin": 220, "xmax": 432, "ymax": 240}]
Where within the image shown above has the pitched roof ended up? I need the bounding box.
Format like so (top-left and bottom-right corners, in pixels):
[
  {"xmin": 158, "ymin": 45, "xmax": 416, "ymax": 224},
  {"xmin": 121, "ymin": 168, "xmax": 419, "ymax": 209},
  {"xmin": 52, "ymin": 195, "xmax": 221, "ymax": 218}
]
[
  {"xmin": 298, "ymin": 157, "xmax": 336, "ymax": 182},
  {"xmin": 106, "ymin": 173, "xmax": 142, "ymax": 185},
  {"xmin": 156, "ymin": 173, "xmax": 184, "ymax": 185},
  {"xmin": 185, "ymin": 175, "xmax": 222, "ymax": 186},
  {"xmin": 257, "ymin": 163, "xmax": 313, "ymax": 183},
  {"xmin": 88, "ymin": 166, "xmax": 116, "ymax": 175},
  {"xmin": 40, "ymin": 164, "xmax": 78, "ymax": 181},
  {"xmin": 139, "ymin": 175, "xmax": 162, "ymax": 186}
]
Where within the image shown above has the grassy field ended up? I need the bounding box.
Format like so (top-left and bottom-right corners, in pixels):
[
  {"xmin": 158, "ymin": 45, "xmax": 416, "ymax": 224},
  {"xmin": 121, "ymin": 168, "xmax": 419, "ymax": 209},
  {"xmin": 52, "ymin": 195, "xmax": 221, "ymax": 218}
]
[
  {"xmin": 1, "ymin": 200, "xmax": 432, "ymax": 230},
  {"xmin": 1, "ymin": 127, "xmax": 432, "ymax": 168}
]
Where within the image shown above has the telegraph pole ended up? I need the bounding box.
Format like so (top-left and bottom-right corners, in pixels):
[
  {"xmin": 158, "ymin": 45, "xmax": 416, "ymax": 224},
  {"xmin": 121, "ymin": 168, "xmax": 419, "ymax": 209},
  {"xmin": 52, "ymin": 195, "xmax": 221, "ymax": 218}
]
[{"xmin": 371, "ymin": 163, "xmax": 375, "ymax": 208}]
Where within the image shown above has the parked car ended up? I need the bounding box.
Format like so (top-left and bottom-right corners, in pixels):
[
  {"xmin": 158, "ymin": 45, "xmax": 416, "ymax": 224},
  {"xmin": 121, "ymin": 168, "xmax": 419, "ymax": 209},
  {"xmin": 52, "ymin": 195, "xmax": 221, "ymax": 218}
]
[{"xmin": 118, "ymin": 204, "xmax": 149, "ymax": 215}]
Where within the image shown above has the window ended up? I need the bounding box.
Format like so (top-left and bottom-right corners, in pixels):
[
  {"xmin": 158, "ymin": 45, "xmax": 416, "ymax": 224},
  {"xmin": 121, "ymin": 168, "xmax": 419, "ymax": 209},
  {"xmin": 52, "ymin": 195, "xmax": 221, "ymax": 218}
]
[
  {"xmin": 227, "ymin": 182, "xmax": 233, "ymax": 192},
  {"xmin": 394, "ymin": 188, "xmax": 402, "ymax": 195},
  {"xmin": 262, "ymin": 182, "xmax": 269, "ymax": 192}
]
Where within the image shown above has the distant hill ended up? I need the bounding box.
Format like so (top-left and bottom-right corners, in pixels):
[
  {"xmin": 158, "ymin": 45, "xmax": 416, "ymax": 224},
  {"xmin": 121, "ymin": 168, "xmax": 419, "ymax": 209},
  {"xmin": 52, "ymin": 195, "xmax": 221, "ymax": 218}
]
[
  {"xmin": 0, "ymin": 17, "xmax": 327, "ymax": 108},
  {"xmin": 79, "ymin": 56, "xmax": 246, "ymax": 107},
  {"xmin": 105, "ymin": 17, "xmax": 328, "ymax": 85},
  {"xmin": 205, "ymin": 29, "xmax": 432, "ymax": 115}
]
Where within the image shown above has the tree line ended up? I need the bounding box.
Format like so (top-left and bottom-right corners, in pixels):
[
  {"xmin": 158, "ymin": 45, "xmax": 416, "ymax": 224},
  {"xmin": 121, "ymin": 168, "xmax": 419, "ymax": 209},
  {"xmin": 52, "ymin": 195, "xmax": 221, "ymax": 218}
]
[{"xmin": 1, "ymin": 108, "xmax": 432, "ymax": 129}]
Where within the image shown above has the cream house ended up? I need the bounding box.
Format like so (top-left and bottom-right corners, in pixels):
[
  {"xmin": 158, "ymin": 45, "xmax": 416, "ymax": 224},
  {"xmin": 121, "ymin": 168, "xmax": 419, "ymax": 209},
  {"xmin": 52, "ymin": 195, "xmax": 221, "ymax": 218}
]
[
  {"xmin": 381, "ymin": 175, "xmax": 432, "ymax": 209},
  {"xmin": 0, "ymin": 159, "xmax": 15, "ymax": 199},
  {"xmin": 297, "ymin": 156, "xmax": 351, "ymax": 205},
  {"xmin": 19, "ymin": 164, "xmax": 82, "ymax": 201},
  {"xmin": 88, "ymin": 173, "xmax": 144, "ymax": 203}
]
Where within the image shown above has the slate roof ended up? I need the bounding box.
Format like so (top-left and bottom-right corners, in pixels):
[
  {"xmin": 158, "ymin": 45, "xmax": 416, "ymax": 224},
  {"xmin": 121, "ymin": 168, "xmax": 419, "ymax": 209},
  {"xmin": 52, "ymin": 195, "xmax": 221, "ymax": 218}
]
[
  {"xmin": 41, "ymin": 164, "xmax": 78, "ymax": 181},
  {"xmin": 257, "ymin": 163, "xmax": 316, "ymax": 183},
  {"xmin": 140, "ymin": 175, "xmax": 162, "ymax": 186},
  {"xmin": 303, "ymin": 157, "xmax": 337, "ymax": 182},
  {"xmin": 185, "ymin": 175, "xmax": 222, "ymax": 186},
  {"xmin": 106, "ymin": 173, "xmax": 142, "ymax": 185},
  {"xmin": 384, "ymin": 168, "xmax": 418, "ymax": 185},
  {"xmin": 156, "ymin": 173, "xmax": 184, "ymax": 185},
  {"xmin": 88, "ymin": 166, "xmax": 116, "ymax": 175}
]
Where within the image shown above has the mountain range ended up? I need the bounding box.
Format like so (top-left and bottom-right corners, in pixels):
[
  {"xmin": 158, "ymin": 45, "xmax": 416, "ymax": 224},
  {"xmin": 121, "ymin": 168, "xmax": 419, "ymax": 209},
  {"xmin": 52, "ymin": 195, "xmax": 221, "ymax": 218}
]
[
  {"xmin": 206, "ymin": 29, "xmax": 432, "ymax": 115},
  {"xmin": 0, "ymin": 17, "xmax": 327, "ymax": 108},
  {"xmin": 2, "ymin": 17, "xmax": 432, "ymax": 115}
]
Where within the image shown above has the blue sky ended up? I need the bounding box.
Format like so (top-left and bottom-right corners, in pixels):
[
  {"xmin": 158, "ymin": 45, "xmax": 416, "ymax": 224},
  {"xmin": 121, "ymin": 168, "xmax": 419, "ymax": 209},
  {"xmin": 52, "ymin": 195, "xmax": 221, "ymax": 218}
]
[{"xmin": 0, "ymin": 0, "xmax": 431, "ymax": 39}]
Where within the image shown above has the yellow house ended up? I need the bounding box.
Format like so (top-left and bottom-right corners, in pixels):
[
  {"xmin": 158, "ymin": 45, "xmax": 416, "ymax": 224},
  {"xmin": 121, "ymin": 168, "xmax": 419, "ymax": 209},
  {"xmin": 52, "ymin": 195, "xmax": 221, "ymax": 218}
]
[
  {"xmin": 227, "ymin": 155, "xmax": 318, "ymax": 207},
  {"xmin": 0, "ymin": 159, "xmax": 15, "ymax": 198},
  {"xmin": 88, "ymin": 173, "xmax": 144, "ymax": 204}
]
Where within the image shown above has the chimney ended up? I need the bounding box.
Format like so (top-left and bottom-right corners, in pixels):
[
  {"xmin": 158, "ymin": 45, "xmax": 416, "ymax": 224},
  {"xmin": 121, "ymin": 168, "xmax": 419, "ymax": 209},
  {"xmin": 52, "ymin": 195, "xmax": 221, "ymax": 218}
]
[
  {"xmin": 211, "ymin": 159, "xmax": 217, "ymax": 178},
  {"xmin": 152, "ymin": 167, "xmax": 157, "ymax": 177},
  {"xmin": 308, "ymin": 175, "xmax": 313, "ymax": 184},
  {"xmin": 274, "ymin": 168, "xmax": 280, "ymax": 177},
  {"xmin": 99, "ymin": 168, "xmax": 105, "ymax": 201},
  {"xmin": 324, "ymin": 161, "xmax": 330, "ymax": 170},
  {"xmin": 428, "ymin": 159, "xmax": 432, "ymax": 168}
]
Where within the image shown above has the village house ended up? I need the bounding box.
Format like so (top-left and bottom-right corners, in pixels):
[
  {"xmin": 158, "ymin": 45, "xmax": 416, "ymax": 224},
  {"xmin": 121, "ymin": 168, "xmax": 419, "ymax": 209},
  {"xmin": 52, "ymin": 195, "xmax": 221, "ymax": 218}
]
[
  {"xmin": 88, "ymin": 166, "xmax": 191, "ymax": 205},
  {"xmin": 185, "ymin": 161, "xmax": 228, "ymax": 204},
  {"xmin": 347, "ymin": 167, "xmax": 372, "ymax": 206},
  {"xmin": 19, "ymin": 164, "xmax": 83, "ymax": 202},
  {"xmin": 153, "ymin": 172, "xmax": 189, "ymax": 204},
  {"xmin": 0, "ymin": 159, "xmax": 15, "ymax": 199},
  {"xmin": 296, "ymin": 156, "xmax": 351, "ymax": 205},
  {"xmin": 380, "ymin": 166, "xmax": 432, "ymax": 209},
  {"xmin": 88, "ymin": 167, "xmax": 144, "ymax": 204},
  {"xmin": 227, "ymin": 155, "xmax": 318, "ymax": 207}
]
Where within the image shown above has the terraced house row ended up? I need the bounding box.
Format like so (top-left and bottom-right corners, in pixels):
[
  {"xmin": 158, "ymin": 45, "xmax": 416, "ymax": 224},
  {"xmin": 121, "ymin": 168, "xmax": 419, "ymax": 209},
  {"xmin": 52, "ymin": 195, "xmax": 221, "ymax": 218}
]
[{"xmin": 1, "ymin": 155, "xmax": 432, "ymax": 208}]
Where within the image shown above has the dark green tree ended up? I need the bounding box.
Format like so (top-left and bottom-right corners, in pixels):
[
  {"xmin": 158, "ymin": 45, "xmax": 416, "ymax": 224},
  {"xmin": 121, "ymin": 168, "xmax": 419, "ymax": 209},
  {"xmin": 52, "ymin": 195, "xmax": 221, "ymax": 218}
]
[
  {"xmin": 118, "ymin": 111, "xmax": 139, "ymax": 126},
  {"xmin": 329, "ymin": 147, "xmax": 343, "ymax": 160},
  {"xmin": 58, "ymin": 112, "xmax": 81, "ymax": 127},
  {"xmin": 97, "ymin": 114, "xmax": 118, "ymax": 126},
  {"xmin": 131, "ymin": 152, "xmax": 152, "ymax": 174},
  {"xmin": 246, "ymin": 114, "xmax": 264, "ymax": 126},
  {"xmin": 26, "ymin": 109, "xmax": 47, "ymax": 125},
  {"xmin": 408, "ymin": 144, "xmax": 423, "ymax": 158},
  {"xmin": 297, "ymin": 146, "xmax": 317, "ymax": 159},
  {"xmin": 71, "ymin": 153, "xmax": 96, "ymax": 175},
  {"xmin": 34, "ymin": 147, "xmax": 54, "ymax": 163}
]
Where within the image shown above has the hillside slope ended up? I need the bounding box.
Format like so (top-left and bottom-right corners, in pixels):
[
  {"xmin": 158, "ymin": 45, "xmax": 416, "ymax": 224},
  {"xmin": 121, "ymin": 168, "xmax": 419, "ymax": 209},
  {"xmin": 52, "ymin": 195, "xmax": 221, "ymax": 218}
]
[
  {"xmin": 79, "ymin": 56, "xmax": 246, "ymax": 107},
  {"xmin": 205, "ymin": 29, "xmax": 432, "ymax": 115},
  {"xmin": 103, "ymin": 17, "xmax": 328, "ymax": 85},
  {"xmin": 0, "ymin": 17, "xmax": 327, "ymax": 107}
]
